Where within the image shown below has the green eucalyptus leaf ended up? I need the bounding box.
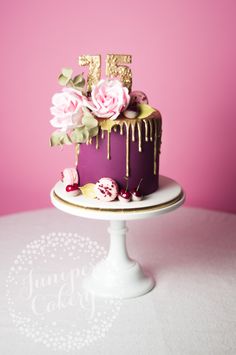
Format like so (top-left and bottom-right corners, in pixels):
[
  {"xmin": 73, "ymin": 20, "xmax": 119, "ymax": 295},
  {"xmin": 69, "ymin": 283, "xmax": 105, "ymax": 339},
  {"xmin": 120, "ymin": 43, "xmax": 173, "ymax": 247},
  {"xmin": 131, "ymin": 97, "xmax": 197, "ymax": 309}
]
[
  {"xmin": 66, "ymin": 79, "xmax": 75, "ymax": 88},
  {"xmin": 70, "ymin": 127, "xmax": 89, "ymax": 143},
  {"xmin": 58, "ymin": 74, "xmax": 70, "ymax": 86},
  {"xmin": 82, "ymin": 114, "xmax": 98, "ymax": 129},
  {"xmin": 73, "ymin": 74, "xmax": 85, "ymax": 87},
  {"xmin": 50, "ymin": 131, "xmax": 71, "ymax": 146},
  {"xmin": 74, "ymin": 80, "xmax": 85, "ymax": 88},
  {"xmin": 62, "ymin": 67, "xmax": 73, "ymax": 78},
  {"xmin": 70, "ymin": 128, "xmax": 83, "ymax": 143},
  {"xmin": 80, "ymin": 128, "xmax": 90, "ymax": 143},
  {"xmin": 61, "ymin": 134, "xmax": 72, "ymax": 145},
  {"xmin": 89, "ymin": 126, "xmax": 99, "ymax": 138}
]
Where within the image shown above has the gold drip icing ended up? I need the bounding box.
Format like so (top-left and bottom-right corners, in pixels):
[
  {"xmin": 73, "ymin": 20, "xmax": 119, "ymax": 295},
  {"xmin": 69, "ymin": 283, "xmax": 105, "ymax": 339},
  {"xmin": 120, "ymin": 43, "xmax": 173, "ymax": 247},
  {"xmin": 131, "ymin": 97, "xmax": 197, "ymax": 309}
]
[
  {"xmin": 95, "ymin": 134, "xmax": 99, "ymax": 149},
  {"xmin": 89, "ymin": 138, "xmax": 92, "ymax": 144},
  {"xmin": 120, "ymin": 123, "xmax": 124, "ymax": 135},
  {"xmin": 131, "ymin": 122, "xmax": 136, "ymax": 142},
  {"xmin": 75, "ymin": 143, "xmax": 80, "ymax": 166},
  {"xmin": 107, "ymin": 131, "xmax": 111, "ymax": 160},
  {"xmin": 149, "ymin": 119, "xmax": 153, "ymax": 142},
  {"xmin": 144, "ymin": 119, "xmax": 149, "ymax": 142},
  {"xmin": 153, "ymin": 119, "xmax": 158, "ymax": 175},
  {"xmin": 84, "ymin": 112, "xmax": 162, "ymax": 179},
  {"xmin": 124, "ymin": 122, "xmax": 130, "ymax": 176},
  {"xmin": 157, "ymin": 119, "xmax": 162, "ymax": 154},
  {"xmin": 137, "ymin": 121, "xmax": 142, "ymax": 152}
]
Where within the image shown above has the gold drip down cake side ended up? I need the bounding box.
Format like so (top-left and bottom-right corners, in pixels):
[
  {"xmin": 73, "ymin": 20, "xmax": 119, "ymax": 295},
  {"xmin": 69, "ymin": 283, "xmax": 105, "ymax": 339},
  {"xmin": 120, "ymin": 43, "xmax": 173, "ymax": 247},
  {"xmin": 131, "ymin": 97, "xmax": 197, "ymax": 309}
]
[{"xmin": 77, "ymin": 109, "xmax": 162, "ymax": 196}]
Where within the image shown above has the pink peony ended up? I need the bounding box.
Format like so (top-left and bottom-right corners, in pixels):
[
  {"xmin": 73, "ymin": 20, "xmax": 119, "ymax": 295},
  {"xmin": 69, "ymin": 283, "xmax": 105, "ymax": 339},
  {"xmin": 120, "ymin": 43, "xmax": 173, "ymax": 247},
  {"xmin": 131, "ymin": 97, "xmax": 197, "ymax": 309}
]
[
  {"xmin": 50, "ymin": 88, "xmax": 88, "ymax": 132},
  {"xmin": 89, "ymin": 79, "xmax": 130, "ymax": 120}
]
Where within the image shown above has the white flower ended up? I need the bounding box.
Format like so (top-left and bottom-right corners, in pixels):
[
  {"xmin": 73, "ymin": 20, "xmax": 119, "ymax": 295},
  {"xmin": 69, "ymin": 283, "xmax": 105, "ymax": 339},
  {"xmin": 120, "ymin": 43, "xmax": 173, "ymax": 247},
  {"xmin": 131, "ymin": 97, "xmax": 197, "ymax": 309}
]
[{"xmin": 50, "ymin": 88, "xmax": 87, "ymax": 132}]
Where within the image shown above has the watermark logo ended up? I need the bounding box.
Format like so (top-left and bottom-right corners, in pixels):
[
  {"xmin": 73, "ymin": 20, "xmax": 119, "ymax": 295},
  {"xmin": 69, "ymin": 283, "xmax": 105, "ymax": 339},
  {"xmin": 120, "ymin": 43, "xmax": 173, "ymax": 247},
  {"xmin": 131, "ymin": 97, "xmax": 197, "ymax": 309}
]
[{"xmin": 6, "ymin": 232, "xmax": 122, "ymax": 352}]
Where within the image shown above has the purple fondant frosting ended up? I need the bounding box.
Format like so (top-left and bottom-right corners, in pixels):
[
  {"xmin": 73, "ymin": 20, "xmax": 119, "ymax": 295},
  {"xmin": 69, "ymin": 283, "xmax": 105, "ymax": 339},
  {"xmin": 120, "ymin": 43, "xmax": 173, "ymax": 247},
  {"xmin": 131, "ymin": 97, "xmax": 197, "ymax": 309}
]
[{"xmin": 77, "ymin": 112, "xmax": 162, "ymax": 195}]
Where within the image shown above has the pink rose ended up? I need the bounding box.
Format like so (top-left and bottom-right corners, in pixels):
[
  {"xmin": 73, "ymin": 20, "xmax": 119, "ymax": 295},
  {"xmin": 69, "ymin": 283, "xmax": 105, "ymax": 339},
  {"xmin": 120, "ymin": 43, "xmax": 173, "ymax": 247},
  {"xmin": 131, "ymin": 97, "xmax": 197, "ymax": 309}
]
[
  {"xmin": 89, "ymin": 79, "xmax": 130, "ymax": 120},
  {"xmin": 50, "ymin": 88, "xmax": 87, "ymax": 132}
]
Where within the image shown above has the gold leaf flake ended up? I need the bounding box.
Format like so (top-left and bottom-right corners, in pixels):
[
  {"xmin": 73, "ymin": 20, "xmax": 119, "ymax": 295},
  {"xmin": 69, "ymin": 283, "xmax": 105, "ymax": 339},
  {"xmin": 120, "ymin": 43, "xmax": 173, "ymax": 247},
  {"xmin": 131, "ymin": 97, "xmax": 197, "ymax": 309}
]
[
  {"xmin": 80, "ymin": 183, "xmax": 96, "ymax": 199},
  {"xmin": 137, "ymin": 104, "xmax": 156, "ymax": 119}
]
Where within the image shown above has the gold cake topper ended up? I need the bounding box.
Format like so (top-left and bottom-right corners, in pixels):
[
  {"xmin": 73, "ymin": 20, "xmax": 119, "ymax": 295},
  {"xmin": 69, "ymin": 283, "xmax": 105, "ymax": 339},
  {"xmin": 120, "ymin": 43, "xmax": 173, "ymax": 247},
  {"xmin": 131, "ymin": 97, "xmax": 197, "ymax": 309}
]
[
  {"xmin": 78, "ymin": 54, "xmax": 132, "ymax": 92},
  {"xmin": 78, "ymin": 55, "xmax": 101, "ymax": 93}
]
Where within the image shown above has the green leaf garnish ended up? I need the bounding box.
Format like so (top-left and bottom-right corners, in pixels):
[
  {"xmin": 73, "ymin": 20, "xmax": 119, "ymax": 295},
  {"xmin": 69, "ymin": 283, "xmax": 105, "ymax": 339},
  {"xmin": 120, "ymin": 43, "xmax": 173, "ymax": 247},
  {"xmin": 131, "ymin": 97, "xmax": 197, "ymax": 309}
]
[
  {"xmin": 50, "ymin": 131, "xmax": 72, "ymax": 146},
  {"xmin": 73, "ymin": 74, "xmax": 85, "ymax": 87},
  {"xmin": 58, "ymin": 68, "xmax": 73, "ymax": 86},
  {"xmin": 82, "ymin": 109, "xmax": 98, "ymax": 129},
  {"xmin": 58, "ymin": 74, "xmax": 70, "ymax": 86},
  {"xmin": 70, "ymin": 127, "xmax": 89, "ymax": 144},
  {"xmin": 61, "ymin": 68, "xmax": 73, "ymax": 78},
  {"xmin": 88, "ymin": 126, "xmax": 99, "ymax": 138}
]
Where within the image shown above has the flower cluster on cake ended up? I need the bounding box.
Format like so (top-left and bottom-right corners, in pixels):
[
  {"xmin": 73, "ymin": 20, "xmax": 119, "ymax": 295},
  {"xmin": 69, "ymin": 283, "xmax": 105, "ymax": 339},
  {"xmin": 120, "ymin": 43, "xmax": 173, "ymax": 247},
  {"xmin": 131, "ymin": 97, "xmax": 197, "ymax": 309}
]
[{"xmin": 50, "ymin": 54, "xmax": 162, "ymax": 202}]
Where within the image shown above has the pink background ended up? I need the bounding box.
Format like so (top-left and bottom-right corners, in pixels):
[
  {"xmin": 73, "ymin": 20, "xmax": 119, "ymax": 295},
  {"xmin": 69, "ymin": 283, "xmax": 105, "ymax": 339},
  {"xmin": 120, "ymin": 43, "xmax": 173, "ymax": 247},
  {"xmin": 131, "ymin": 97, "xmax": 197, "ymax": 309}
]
[{"xmin": 1, "ymin": 0, "xmax": 236, "ymax": 215}]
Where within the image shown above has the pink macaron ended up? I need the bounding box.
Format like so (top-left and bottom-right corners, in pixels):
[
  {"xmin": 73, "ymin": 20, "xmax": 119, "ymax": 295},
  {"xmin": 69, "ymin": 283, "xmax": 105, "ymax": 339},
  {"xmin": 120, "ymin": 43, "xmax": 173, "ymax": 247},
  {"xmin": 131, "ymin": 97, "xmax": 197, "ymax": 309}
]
[
  {"xmin": 95, "ymin": 178, "xmax": 119, "ymax": 202},
  {"xmin": 61, "ymin": 168, "xmax": 78, "ymax": 187}
]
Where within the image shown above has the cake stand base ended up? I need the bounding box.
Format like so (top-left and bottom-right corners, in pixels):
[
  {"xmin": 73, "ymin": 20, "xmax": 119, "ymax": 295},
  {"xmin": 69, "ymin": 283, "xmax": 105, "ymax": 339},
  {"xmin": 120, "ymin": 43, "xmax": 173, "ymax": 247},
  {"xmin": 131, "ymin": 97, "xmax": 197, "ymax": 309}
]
[
  {"xmin": 51, "ymin": 176, "xmax": 185, "ymax": 299},
  {"xmin": 83, "ymin": 220, "xmax": 154, "ymax": 298}
]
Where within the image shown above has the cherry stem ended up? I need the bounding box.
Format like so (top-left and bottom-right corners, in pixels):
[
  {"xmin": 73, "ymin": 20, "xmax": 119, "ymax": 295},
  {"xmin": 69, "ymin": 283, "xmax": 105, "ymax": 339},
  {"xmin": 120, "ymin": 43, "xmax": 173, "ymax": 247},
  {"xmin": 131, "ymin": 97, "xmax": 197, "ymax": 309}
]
[{"xmin": 136, "ymin": 178, "xmax": 143, "ymax": 191}]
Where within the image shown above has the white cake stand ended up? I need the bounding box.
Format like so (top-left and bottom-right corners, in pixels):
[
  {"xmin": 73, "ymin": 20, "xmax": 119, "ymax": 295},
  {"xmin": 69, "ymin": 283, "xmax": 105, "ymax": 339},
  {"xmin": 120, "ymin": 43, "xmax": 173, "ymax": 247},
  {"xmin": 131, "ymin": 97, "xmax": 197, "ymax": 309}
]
[{"xmin": 50, "ymin": 176, "xmax": 185, "ymax": 299}]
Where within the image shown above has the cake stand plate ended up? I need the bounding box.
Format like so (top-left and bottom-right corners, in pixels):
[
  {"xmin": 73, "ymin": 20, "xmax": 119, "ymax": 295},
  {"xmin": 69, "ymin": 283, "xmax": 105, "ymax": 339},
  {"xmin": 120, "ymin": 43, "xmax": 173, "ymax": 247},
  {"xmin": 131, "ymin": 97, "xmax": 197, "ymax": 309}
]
[{"xmin": 50, "ymin": 176, "xmax": 185, "ymax": 298}]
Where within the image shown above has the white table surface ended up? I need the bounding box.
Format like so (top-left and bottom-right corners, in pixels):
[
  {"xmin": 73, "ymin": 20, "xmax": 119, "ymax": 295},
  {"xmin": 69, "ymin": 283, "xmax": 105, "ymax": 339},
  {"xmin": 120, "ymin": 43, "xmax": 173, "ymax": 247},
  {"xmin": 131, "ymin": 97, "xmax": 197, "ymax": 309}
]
[{"xmin": 0, "ymin": 207, "xmax": 236, "ymax": 355}]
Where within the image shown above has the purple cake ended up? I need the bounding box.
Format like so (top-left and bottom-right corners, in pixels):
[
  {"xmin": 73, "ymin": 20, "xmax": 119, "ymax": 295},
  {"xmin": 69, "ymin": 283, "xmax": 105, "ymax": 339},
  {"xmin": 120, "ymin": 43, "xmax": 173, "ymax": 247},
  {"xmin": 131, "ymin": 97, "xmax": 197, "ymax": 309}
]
[
  {"xmin": 50, "ymin": 54, "xmax": 162, "ymax": 201},
  {"xmin": 78, "ymin": 111, "xmax": 162, "ymax": 195}
]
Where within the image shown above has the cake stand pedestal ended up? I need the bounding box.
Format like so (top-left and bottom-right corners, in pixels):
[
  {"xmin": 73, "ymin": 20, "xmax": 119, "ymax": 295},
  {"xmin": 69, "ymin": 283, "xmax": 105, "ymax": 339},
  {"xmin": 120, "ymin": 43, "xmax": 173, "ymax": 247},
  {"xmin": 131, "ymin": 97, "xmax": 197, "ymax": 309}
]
[{"xmin": 50, "ymin": 176, "xmax": 185, "ymax": 299}]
